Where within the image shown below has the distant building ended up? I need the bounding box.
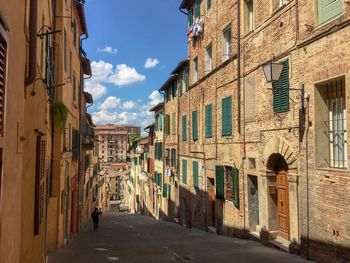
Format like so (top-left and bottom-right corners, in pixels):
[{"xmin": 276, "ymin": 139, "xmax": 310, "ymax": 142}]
[{"xmin": 95, "ymin": 124, "xmax": 141, "ymax": 163}]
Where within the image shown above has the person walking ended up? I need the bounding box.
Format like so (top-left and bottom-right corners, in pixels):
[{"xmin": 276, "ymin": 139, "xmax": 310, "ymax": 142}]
[{"xmin": 91, "ymin": 208, "xmax": 102, "ymax": 230}]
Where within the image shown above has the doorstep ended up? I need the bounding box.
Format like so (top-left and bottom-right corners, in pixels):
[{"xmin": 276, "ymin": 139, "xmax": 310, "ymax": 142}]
[
  {"xmin": 268, "ymin": 236, "xmax": 291, "ymax": 253},
  {"xmin": 207, "ymin": 226, "xmax": 216, "ymax": 234}
]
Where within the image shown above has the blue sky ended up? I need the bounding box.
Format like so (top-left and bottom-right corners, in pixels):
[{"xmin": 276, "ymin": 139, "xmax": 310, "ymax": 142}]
[{"xmin": 83, "ymin": 0, "xmax": 188, "ymax": 128}]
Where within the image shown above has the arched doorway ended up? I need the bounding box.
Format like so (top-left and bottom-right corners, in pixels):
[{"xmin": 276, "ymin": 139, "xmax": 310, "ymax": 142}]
[{"xmin": 267, "ymin": 153, "xmax": 290, "ymax": 240}]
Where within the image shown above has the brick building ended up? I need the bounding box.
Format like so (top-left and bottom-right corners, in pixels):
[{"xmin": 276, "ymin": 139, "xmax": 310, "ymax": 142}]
[
  {"xmin": 95, "ymin": 124, "xmax": 140, "ymax": 163},
  {"xmin": 135, "ymin": 1, "xmax": 350, "ymax": 263}
]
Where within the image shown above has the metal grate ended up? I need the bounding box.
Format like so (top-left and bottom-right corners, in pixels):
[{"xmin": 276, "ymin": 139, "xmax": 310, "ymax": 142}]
[{"xmin": 327, "ymin": 79, "xmax": 347, "ymax": 168}]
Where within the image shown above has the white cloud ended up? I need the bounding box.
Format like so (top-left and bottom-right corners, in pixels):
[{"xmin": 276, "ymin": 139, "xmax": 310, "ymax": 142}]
[
  {"xmin": 121, "ymin": 100, "xmax": 136, "ymax": 110},
  {"xmin": 92, "ymin": 110, "xmax": 118, "ymax": 124},
  {"xmin": 84, "ymin": 60, "xmax": 146, "ymax": 102},
  {"xmin": 108, "ymin": 64, "xmax": 146, "ymax": 86},
  {"xmin": 144, "ymin": 58, "xmax": 160, "ymax": 68},
  {"xmin": 148, "ymin": 90, "xmax": 163, "ymax": 106},
  {"xmin": 84, "ymin": 83, "xmax": 107, "ymax": 100},
  {"xmin": 97, "ymin": 46, "xmax": 118, "ymax": 55},
  {"xmin": 118, "ymin": 112, "xmax": 138, "ymax": 124},
  {"xmin": 99, "ymin": 96, "xmax": 121, "ymax": 110}
]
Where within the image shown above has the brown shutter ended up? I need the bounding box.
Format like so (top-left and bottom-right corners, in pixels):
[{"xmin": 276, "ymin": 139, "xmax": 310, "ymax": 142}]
[
  {"xmin": 0, "ymin": 24, "xmax": 8, "ymax": 138},
  {"xmin": 34, "ymin": 135, "xmax": 46, "ymax": 235}
]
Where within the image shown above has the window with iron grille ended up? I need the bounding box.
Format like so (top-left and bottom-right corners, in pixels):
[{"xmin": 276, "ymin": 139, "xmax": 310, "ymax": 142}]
[{"xmin": 315, "ymin": 77, "xmax": 347, "ymax": 169}]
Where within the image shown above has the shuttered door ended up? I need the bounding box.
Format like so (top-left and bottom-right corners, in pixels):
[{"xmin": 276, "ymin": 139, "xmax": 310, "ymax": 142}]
[
  {"xmin": 273, "ymin": 60, "xmax": 289, "ymax": 112},
  {"xmin": 193, "ymin": 161, "xmax": 199, "ymax": 188},
  {"xmin": 319, "ymin": 0, "xmax": 343, "ymax": 24},
  {"xmin": 215, "ymin": 165, "xmax": 224, "ymax": 199},
  {"xmin": 182, "ymin": 115, "xmax": 187, "ymax": 141},
  {"xmin": 182, "ymin": 159, "xmax": 187, "ymax": 184},
  {"xmin": 232, "ymin": 168, "xmax": 239, "ymax": 208},
  {"xmin": 0, "ymin": 26, "xmax": 7, "ymax": 138},
  {"xmin": 192, "ymin": 110, "xmax": 198, "ymax": 140}
]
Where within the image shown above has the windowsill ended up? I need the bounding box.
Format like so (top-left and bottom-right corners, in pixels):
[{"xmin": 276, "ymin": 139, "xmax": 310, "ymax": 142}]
[
  {"xmin": 313, "ymin": 13, "xmax": 344, "ymax": 32},
  {"xmin": 315, "ymin": 166, "xmax": 349, "ymax": 173}
]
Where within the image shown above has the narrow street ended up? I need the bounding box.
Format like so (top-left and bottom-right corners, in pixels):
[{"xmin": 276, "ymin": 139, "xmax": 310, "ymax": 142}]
[{"xmin": 49, "ymin": 212, "xmax": 308, "ymax": 263}]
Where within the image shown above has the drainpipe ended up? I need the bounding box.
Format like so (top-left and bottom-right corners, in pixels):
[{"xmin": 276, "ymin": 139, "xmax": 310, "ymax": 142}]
[
  {"xmin": 26, "ymin": 0, "xmax": 38, "ymax": 86},
  {"xmin": 237, "ymin": 0, "xmax": 241, "ymax": 135},
  {"xmin": 305, "ymin": 93, "xmax": 310, "ymax": 260}
]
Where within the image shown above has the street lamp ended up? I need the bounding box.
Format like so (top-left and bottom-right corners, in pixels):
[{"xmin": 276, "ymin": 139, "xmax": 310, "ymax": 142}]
[
  {"xmin": 262, "ymin": 61, "xmax": 284, "ymax": 83},
  {"xmin": 262, "ymin": 60, "xmax": 305, "ymax": 113}
]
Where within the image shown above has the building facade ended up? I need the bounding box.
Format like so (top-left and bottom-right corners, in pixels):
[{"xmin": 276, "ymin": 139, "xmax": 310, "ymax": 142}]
[{"xmin": 129, "ymin": 1, "xmax": 350, "ymax": 263}]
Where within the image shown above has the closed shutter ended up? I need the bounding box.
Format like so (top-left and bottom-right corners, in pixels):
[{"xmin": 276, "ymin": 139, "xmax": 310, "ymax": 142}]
[
  {"xmin": 189, "ymin": 9, "xmax": 194, "ymax": 26},
  {"xmin": 163, "ymin": 184, "xmax": 167, "ymax": 198},
  {"xmin": 72, "ymin": 130, "xmax": 79, "ymax": 161},
  {"xmin": 34, "ymin": 136, "xmax": 46, "ymax": 235},
  {"xmin": 273, "ymin": 60, "xmax": 290, "ymax": 112},
  {"xmin": 0, "ymin": 25, "xmax": 8, "ymax": 138},
  {"xmin": 172, "ymin": 112, "xmax": 176, "ymax": 134},
  {"xmin": 215, "ymin": 165, "xmax": 224, "ymax": 200},
  {"xmin": 205, "ymin": 104, "xmax": 212, "ymax": 138},
  {"xmin": 182, "ymin": 115, "xmax": 187, "ymax": 141},
  {"xmin": 196, "ymin": 0, "xmax": 201, "ymax": 17},
  {"xmin": 319, "ymin": 0, "xmax": 343, "ymax": 24},
  {"xmin": 232, "ymin": 168, "xmax": 239, "ymax": 208},
  {"xmin": 160, "ymin": 142, "xmax": 163, "ymax": 159},
  {"xmin": 45, "ymin": 32, "xmax": 55, "ymax": 100},
  {"xmin": 192, "ymin": 110, "xmax": 198, "ymax": 140},
  {"xmin": 222, "ymin": 96, "xmax": 232, "ymax": 136},
  {"xmin": 182, "ymin": 159, "xmax": 187, "ymax": 184},
  {"xmin": 193, "ymin": 161, "xmax": 199, "ymax": 188}
]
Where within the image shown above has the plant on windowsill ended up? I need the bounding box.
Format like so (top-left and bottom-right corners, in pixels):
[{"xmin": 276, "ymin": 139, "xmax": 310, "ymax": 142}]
[{"xmin": 51, "ymin": 101, "xmax": 68, "ymax": 129}]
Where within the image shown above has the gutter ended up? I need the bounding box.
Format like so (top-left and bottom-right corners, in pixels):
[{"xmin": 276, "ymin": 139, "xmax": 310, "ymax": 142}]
[{"xmin": 25, "ymin": 0, "xmax": 38, "ymax": 86}]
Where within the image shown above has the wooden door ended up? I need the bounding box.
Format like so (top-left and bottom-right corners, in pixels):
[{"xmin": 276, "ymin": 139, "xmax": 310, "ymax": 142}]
[{"xmin": 277, "ymin": 171, "xmax": 289, "ymax": 240}]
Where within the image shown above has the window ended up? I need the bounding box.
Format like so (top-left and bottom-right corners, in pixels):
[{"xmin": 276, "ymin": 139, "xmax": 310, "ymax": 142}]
[
  {"xmin": 163, "ymin": 183, "xmax": 170, "ymax": 198},
  {"xmin": 45, "ymin": 32, "xmax": 54, "ymax": 99},
  {"xmin": 196, "ymin": 0, "xmax": 201, "ymax": 17},
  {"xmin": 64, "ymin": 28, "xmax": 67, "ymax": 72},
  {"xmin": 172, "ymin": 112, "xmax": 176, "ymax": 134},
  {"xmin": 205, "ymin": 104, "xmax": 212, "ymax": 138},
  {"xmin": 222, "ymin": 96, "xmax": 232, "ymax": 136},
  {"xmin": 72, "ymin": 129, "xmax": 79, "ymax": 160},
  {"xmin": 69, "ymin": 50, "xmax": 72, "ymax": 81},
  {"xmin": 182, "ymin": 115, "xmax": 187, "ymax": 141},
  {"xmin": 222, "ymin": 25, "xmax": 232, "ymax": 62},
  {"xmin": 154, "ymin": 142, "xmax": 163, "ymax": 160},
  {"xmin": 184, "ymin": 66, "xmax": 189, "ymax": 90},
  {"xmin": 171, "ymin": 82, "xmax": 177, "ymax": 98},
  {"xmin": 207, "ymin": 0, "xmax": 212, "ymax": 11},
  {"xmin": 273, "ymin": 0, "xmax": 287, "ymax": 11},
  {"xmin": 193, "ymin": 161, "xmax": 199, "ymax": 188},
  {"xmin": 244, "ymin": 0, "xmax": 254, "ymax": 32},
  {"xmin": 189, "ymin": 8, "xmax": 194, "ymax": 26},
  {"xmin": 192, "ymin": 110, "xmax": 198, "ymax": 141},
  {"xmin": 170, "ymin": 149, "xmax": 177, "ymax": 167},
  {"xmin": 182, "ymin": 159, "xmax": 187, "ymax": 184},
  {"xmin": 216, "ymin": 166, "xmax": 239, "ymax": 207},
  {"xmin": 315, "ymin": 78, "xmax": 347, "ymax": 169},
  {"xmin": 73, "ymin": 74, "xmax": 77, "ymax": 102},
  {"xmin": 193, "ymin": 57, "xmax": 198, "ymax": 83},
  {"xmin": 273, "ymin": 60, "xmax": 289, "ymax": 112},
  {"xmin": 205, "ymin": 43, "xmax": 213, "ymax": 73},
  {"xmin": 318, "ymin": 0, "xmax": 343, "ymax": 25},
  {"xmin": 165, "ymin": 114, "xmax": 170, "ymax": 135}
]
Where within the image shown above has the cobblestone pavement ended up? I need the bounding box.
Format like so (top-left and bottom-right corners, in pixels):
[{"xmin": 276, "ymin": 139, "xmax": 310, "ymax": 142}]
[{"xmin": 48, "ymin": 212, "xmax": 309, "ymax": 263}]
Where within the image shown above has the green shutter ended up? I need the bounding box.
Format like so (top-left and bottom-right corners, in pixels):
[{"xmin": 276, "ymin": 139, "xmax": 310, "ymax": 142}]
[
  {"xmin": 193, "ymin": 161, "xmax": 199, "ymax": 188},
  {"xmin": 318, "ymin": 0, "xmax": 343, "ymax": 25},
  {"xmin": 168, "ymin": 185, "xmax": 171, "ymax": 199},
  {"xmin": 136, "ymin": 194, "xmax": 140, "ymax": 203},
  {"xmin": 222, "ymin": 96, "xmax": 232, "ymax": 136},
  {"xmin": 233, "ymin": 168, "xmax": 239, "ymax": 208},
  {"xmin": 185, "ymin": 66, "xmax": 189, "ymax": 90},
  {"xmin": 215, "ymin": 165, "xmax": 224, "ymax": 199},
  {"xmin": 196, "ymin": 0, "xmax": 201, "ymax": 17},
  {"xmin": 189, "ymin": 9, "xmax": 194, "ymax": 26},
  {"xmin": 205, "ymin": 104, "xmax": 212, "ymax": 138},
  {"xmin": 172, "ymin": 112, "xmax": 176, "ymax": 134},
  {"xmin": 273, "ymin": 60, "xmax": 290, "ymax": 112},
  {"xmin": 182, "ymin": 115, "xmax": 187, "ymax": 141},
  {"xmin": 182, "ymin": 159, "xmax": 187, "ymax": 184},
  {"xmin": 163, "ymin": 184, "xmax": 167, "ymax": 198},
  {"xmin": 192, "ymin": 110, "xmax": 198, "ymax": 141},
  {"xmin": 207, "ymin": 0, "xmax": 211, "ymax": 10}
]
